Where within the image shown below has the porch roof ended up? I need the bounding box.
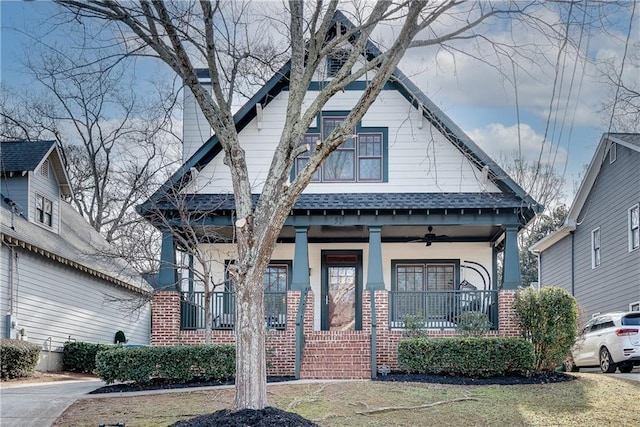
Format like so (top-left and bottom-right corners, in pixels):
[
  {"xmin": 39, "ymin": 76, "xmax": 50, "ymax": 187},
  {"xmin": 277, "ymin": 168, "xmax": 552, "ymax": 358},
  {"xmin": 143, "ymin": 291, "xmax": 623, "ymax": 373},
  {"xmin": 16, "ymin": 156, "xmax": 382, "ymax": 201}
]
[{"xmin": 150, "ymin": 192, "xmax": 534, "ymax": 215}]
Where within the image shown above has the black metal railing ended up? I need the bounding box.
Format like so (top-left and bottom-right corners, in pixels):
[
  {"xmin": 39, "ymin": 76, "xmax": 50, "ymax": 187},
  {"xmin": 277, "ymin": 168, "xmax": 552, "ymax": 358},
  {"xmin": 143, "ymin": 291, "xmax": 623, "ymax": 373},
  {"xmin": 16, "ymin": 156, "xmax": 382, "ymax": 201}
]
[
  {"xmin": 180, "ymin": 291, "xmax": 287, "ymax": 330},
  {"xmin": 389, "ymin": 289, "xmax": 498, "ymax": 329}
]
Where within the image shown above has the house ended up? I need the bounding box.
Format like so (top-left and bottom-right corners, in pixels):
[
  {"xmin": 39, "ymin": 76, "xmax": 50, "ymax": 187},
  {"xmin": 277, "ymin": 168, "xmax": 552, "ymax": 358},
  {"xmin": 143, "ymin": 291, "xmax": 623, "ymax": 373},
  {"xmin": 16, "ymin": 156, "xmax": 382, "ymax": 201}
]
[
  {"xmin": 531, "ymin": 133, "xmax": 640, "ymax": 317},
  {"xmin": 0, "ymin": 140, "xmax": 152, "ymax": 371},
  {"xmin": 139, "ymin": 12, "xmax": 540, "ymax": 379}
]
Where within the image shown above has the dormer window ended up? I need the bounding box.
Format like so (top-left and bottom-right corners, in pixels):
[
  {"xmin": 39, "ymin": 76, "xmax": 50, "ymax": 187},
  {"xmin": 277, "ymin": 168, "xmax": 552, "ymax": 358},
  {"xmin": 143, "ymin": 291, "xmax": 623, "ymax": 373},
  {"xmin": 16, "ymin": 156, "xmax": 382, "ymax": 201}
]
[
  {"xmin": 36, "ymin": 194, "xmax": 53, "ymax": 227},
  {"xmin": 327, "ymin": 49, "xmax": 351, "ymax": 78},
  {"xmin": 41, "ymin": 159, "xmax": 50, "ymax": 178}
]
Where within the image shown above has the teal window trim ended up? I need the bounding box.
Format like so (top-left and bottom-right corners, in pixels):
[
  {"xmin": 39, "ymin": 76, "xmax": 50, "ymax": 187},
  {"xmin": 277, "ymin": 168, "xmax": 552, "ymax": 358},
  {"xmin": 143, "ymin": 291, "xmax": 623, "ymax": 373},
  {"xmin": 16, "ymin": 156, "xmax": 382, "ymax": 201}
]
[
  {"xmin": 291, "ymin": 110, "xmax": 388, "ymax": 183},
  {"xmin": 391, "ymin": 259, "xmax": 461, "ymax": 291}
]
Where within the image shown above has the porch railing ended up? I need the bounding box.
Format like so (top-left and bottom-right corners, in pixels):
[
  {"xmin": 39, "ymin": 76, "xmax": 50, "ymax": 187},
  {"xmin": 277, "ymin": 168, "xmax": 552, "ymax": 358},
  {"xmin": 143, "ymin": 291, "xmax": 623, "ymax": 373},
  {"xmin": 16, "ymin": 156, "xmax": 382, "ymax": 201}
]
[
  {"xmin": 389, "ymin": 289, "xmax": 498, "ymax": 330},
  {"xmin": 180, "ymin": 291, "xmax": 287, "ymax": 331}
]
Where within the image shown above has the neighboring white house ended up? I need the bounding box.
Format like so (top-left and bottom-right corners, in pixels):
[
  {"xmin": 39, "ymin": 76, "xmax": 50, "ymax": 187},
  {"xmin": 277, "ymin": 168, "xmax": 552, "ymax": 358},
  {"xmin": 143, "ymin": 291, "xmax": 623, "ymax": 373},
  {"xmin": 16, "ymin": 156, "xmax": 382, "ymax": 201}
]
[
  {"xmin": 139, "ymin": 12, "xmax": 541, "ymax": 379},
  {"xmin": 1, "ymin": 140, "xmax": 152, "ymax": 371},
  {"xmin": 531, "ymin": 133, "xmax": 640, "ymax": 317}
]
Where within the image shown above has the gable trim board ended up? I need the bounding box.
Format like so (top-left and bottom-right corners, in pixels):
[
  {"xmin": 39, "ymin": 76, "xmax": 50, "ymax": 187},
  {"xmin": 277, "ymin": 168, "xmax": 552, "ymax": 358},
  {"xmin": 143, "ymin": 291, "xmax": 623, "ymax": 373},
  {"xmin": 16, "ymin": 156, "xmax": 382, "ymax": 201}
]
[{"xmin": 141, "ymin": 11, "xmax": 540, "ymax": 217}]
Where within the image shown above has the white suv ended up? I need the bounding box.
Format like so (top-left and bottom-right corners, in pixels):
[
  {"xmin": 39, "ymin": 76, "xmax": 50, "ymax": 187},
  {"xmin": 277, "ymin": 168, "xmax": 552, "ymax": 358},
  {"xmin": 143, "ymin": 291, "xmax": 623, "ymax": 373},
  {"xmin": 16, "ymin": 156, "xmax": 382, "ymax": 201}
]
[{"xmin": 566, "ymin": 311, "xmax": 640, "ymax": 373}]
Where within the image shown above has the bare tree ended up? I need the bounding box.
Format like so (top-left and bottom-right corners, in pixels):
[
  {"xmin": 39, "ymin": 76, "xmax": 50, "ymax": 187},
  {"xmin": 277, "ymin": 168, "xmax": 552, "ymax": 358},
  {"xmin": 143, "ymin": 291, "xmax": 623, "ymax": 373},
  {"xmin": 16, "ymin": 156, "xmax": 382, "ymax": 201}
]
[
  {"xmin": 0, "ymin": 44, "xmax": 181, "ymax": 273},
  {"xmin": 54, "ymin": 0, "xmax": 590, "ymax": 410}
]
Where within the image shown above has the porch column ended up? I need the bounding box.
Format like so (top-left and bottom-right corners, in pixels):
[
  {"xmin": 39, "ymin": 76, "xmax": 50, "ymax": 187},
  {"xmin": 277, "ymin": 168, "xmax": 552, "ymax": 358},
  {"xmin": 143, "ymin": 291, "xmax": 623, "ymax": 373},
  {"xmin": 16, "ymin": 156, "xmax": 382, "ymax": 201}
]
[
  {"xmin": 366, "ymin": 226, "xmax": 384, "ymax": 290},
  {"xmin": 158, "ymin": 229, "xmax": 178, "ymax": 290},
  {"xmin": 291, "ymin": 226, "xmax": 310, "ymax": 290},
  {"xmin": 502, "ymin": 225, "xmax": 521, "ymax": 290},
  {"xmin": 367, "ymin": 226, "xmax": 384, "ymax": 379}
]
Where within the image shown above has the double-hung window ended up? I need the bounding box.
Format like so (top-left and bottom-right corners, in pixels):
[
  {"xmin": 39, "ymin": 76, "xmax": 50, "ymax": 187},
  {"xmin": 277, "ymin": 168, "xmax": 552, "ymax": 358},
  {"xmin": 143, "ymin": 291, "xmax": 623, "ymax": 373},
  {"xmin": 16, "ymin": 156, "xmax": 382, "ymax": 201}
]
[
  {"xmin": 296, "ymin": 114, "xmax": 385, "ymax": 183},
  {"xmin": 629, "ymin": 204, "xmax": 639, "ymax": 251},
  {"xmin": 591, "ymin": 228, "xmax": 601, "ymax": 268},
  {"xmin": 392, "ymin": 262, "xmax": 456, "ymax": 323},
  {"xmin": 35, "ymin": 194, "xmax": 52, "ymax": 227}
]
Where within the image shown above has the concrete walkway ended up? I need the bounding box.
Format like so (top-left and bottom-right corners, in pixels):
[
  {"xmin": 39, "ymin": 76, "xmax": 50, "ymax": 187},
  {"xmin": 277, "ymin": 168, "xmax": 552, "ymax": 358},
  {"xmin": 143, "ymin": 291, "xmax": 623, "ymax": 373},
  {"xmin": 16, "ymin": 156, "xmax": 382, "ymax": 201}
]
[{"xmin": 0, "ymin": 379, "xmax": 104, "ymax": 427}]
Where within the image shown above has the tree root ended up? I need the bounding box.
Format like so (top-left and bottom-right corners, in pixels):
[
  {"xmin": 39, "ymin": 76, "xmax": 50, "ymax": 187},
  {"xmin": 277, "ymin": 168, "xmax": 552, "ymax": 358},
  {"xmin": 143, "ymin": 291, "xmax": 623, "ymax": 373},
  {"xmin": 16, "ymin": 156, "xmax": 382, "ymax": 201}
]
[{"xmin": 356, "ymin": 397, "xmax": 480, "ymax": 415}]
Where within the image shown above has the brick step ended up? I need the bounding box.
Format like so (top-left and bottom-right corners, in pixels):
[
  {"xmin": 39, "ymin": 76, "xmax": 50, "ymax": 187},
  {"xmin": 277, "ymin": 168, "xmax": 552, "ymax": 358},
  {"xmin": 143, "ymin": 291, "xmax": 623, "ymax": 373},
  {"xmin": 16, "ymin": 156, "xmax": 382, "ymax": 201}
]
[{"xmin": 299, "ymin": 331, "xmax": 371, "ymax": 379}]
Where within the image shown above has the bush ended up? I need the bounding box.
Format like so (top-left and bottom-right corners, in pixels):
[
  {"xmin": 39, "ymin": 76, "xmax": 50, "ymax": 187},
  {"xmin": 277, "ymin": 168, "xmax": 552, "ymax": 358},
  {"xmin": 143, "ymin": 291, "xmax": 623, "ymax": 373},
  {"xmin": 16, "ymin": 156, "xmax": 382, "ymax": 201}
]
[
  {"xmin": 63, "ymin": 342, "xmax": 112, "ymax": 373},
  {"xmin": 402, "ymin": 314, "xmax": 429, "ymax": 338},
  {"xmin": 513, "ymin": 286, "xmax": 578, "ymax": 372},
  {"xmin": 398, "ymin": 337, "xmax": 535, "ymax": 378},
  {"xmin": 457, "ymin": 311, "xmax": 491, "ymax": 337},
  {"xmin": 0, "ymin": 339, "xmax": 41, "ymax": 379},
  {"xmin": 95, "ymin": 344, "xmax": 235, "ymax": 385}
]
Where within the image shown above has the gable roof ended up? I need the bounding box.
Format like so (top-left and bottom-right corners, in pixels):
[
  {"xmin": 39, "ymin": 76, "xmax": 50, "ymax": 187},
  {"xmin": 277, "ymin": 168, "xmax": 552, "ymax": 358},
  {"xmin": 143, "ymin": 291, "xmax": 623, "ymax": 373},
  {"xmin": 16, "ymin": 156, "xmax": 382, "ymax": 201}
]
[
  {"xmin": 0, "ymin": 198, "xmax": 152, "ymax": 294},
  {"xmin": 141, "ymin": 10, "xmax": 539, "ymax": 217},
  {"xmin": 1, "ymin": 140, "xmax": 72, "ymax": 197},
  {"xmin": 530, "ymin": 133, "xmax": 640, "ymax": 252}
]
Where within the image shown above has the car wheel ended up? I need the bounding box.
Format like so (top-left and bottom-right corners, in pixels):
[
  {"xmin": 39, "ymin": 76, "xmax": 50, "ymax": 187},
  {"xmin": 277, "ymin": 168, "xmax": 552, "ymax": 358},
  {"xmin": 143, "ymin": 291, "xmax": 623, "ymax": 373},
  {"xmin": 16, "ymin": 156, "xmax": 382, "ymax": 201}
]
[
  {"xmin": 564, "ymin": 357, "xmax": 579, "ymax": 372},
  {"xmin": 619, "ymin": 365, "xmax": 633, "ymax": 373},
  {"xmin": 599, "ymin": 347, "xmax": 617, "ymax": 373}
]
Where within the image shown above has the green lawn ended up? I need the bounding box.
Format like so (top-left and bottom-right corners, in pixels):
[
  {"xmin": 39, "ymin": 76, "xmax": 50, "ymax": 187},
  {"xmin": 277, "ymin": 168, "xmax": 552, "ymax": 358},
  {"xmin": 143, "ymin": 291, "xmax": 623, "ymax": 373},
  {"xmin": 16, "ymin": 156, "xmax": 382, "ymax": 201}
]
[{"xmin": 54, "ymin": 373, "xmax": 640, "ymax": 426}]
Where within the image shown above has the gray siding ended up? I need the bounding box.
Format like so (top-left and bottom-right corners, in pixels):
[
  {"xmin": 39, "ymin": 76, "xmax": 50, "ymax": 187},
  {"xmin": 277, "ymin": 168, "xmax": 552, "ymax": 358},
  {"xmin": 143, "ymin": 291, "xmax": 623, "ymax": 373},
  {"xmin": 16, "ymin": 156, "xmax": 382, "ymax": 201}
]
[
  {"xmin": 570, "ymin": 144, "xmax": 640, "ymax": 316},
  {"xmin": 0, "ymin": 246, "xmax": 150, "ymax": 350},
  {"xmin": 1, "ymin": 176, "xmax": 29, "ymax": 218},
  {"xmin": 539, "ymin": 235, "xmax": 573, "ymax": 293}
]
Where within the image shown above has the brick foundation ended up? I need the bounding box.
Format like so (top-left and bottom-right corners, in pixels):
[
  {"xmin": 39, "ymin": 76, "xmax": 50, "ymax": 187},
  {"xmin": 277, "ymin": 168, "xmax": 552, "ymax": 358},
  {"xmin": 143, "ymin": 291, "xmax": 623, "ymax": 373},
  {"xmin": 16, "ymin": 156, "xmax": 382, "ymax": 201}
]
[{"xmin": 151, "ymin": 289, "xmax": 522, "ymax": 378}]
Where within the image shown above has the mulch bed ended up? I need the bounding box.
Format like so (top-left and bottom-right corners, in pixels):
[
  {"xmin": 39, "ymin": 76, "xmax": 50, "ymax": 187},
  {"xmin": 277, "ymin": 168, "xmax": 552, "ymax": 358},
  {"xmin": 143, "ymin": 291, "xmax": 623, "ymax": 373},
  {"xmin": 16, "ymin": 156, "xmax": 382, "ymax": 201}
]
[
  {"xmin": 169, "ymin": 407, "xmax": 319, "ymax": 427},
  {"xmin": 89, "ymin": 376, "xmax": 294, "ymax": 394},
  {"xmin": 374, "ymin": 370, "xmax": 575, "ymax": 385}
]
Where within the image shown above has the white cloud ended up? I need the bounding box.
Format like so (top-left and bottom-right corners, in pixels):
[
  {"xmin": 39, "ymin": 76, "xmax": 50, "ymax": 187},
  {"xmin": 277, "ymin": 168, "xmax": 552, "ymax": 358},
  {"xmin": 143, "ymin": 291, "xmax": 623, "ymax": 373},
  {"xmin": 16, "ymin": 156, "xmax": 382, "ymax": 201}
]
[{"xmin": 467, "ymin": 123, "xmax": 568, "ymax": 172}]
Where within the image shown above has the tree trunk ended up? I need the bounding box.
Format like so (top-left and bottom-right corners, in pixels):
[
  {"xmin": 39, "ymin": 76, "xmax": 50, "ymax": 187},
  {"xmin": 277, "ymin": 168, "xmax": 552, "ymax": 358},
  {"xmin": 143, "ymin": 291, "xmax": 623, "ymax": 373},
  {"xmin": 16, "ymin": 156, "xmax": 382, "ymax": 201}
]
[{"xmin": 233, "ymin": 272, "xmax": 267, "ymax": 410}]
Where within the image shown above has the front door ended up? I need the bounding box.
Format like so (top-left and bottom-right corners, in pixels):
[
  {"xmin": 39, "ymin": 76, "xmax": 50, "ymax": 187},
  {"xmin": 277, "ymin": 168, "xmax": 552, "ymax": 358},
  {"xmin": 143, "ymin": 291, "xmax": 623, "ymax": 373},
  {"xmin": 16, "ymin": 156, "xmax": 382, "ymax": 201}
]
[{"xmin": 321, "ymin": 251, "xmax": 362, "ymax": 331}]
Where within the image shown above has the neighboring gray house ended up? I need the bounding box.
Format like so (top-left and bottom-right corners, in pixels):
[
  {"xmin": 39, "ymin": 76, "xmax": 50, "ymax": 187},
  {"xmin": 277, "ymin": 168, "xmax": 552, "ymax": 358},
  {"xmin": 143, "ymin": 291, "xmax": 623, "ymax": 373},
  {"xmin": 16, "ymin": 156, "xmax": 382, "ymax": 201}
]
[
  {"xmin": 1, "ymin": 140, "xmax": 152, "ymax": 371},
  {"xmin": 531, "ymin": 133, "xmax": 640, "ymax": 317}
]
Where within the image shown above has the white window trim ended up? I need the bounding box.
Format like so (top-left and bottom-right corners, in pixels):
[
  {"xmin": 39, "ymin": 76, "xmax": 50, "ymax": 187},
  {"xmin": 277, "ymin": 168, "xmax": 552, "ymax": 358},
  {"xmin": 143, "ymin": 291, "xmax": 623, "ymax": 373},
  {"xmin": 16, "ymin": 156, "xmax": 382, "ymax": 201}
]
[
  {"xmin": 35, "ymin": 193, "xmax": 53, "ymax": 228},
  {"xmin": 630, "ymin": 301, "xmax": 640, "ymax": 312},
  {"xmin": 591, "ymin": 227, "xmax": 601, "ymax": 269},
  {"xmin": 609, "ymin": 142, "xmax": 617, "ymax": 163},
  {"xmin": 629, "ymin": 204, "xmax": 639, "ymax": 252}
]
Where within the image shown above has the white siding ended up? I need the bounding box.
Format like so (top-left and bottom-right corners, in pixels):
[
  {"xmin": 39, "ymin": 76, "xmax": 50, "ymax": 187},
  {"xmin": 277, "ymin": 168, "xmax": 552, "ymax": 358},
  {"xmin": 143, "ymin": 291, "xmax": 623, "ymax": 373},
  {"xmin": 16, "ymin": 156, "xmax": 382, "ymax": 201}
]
[
  {"xmin": 183, "ymin": 86, "xmax": 212, "ymax": 161},
  {"xmin": 190, "ymin": 88, "xmax": 499, "ymax": 195},
  {"xmin": 2, "ymin": 247, "xmax": 150, "ymax": 350},
  {"xmin": 202, "ymin": 241, "xmax": 492, "ymax": 330},
  {"xmin": 29, "ymin": 159, "xmax": 61, "ymax": 234}
]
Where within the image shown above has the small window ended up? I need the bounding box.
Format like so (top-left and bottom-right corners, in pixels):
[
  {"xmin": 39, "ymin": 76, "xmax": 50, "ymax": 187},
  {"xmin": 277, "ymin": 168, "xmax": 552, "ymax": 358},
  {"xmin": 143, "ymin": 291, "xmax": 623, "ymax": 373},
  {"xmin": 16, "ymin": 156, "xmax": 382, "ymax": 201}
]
[
  {"xmin": 630, "ymin": 302, "xmax": 640, "ymax": 312},
  {"xmin": 35, "ymin": 194, "xmax": 53, "ymax": 227},
  {"xmin": 41, "ymin": 159, "xmax": 50, "ymax": 178},
  {"xmin": 629, "ymin": 204, "xmax": 639, "ymax": 251},
  {"xmin": 591, "ymin": 228, "xmax": 601, "ymax": 268},
  {"xmin": 610, "ymin": 142, "xmax": 617, "ymax": 163}
]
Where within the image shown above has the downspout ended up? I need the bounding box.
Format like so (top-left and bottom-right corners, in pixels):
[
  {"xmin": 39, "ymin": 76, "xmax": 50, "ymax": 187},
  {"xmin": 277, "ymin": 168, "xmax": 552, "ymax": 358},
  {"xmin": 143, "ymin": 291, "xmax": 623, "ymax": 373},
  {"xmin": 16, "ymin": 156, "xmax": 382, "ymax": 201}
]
[
  {"xmin": 571, "ymin": 231, "xmax": 575, "ymax": 296},
  {"xmin": 370, "ymin": 291, "xmax": 377, "ymax": 378},
  {"xmin": 5, "ymin": 244, "xmax": 16, "ymax": 339}
]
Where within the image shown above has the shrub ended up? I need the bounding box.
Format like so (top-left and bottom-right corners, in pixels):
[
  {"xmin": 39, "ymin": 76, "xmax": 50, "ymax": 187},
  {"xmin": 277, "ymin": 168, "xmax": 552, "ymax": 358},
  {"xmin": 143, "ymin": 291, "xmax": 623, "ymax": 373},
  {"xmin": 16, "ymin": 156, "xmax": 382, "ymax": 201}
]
[
  {"xmin": 0, "ymin": 339, "xmax": 41, "ymax": 379},
  {"xmin": 95, "ymin": 345, "xmax": 235, "ymax": 385},
  {"xmin": 513, "ymin": 286, "xmax": 578, "ymax": 372},
  {"xmin": 457, "ymin": 311, "xmax": 491, "ymax": 337},
  {"xmin": 63, "ymin": 342, "xmax": 112, "ymax": 373},
  {"xmin": 402, "ymin": 314, "xmax": 429, "ymax": 338},
  {"xmin": 398, "ymin": 337, "xmax": 535, "ymax": 377}
]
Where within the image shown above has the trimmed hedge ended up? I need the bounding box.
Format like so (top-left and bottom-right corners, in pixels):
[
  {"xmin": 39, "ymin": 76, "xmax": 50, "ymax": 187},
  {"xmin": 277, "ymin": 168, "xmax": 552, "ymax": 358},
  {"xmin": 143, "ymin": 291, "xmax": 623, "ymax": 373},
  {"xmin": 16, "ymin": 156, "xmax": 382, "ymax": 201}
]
[
  {"xmin": 63, "ymin": 342, "xmax": 112, "ymax": 373},
  {"xmin": 398, "ymin": 337, "xmax": 535, "ymax": 378},
  {"xmin": 0, "ymin": 339, "xmax": 41, "ymax": 379},
  {"xmin": 95, "ymin": 345, "xmax": 235, "ymax": 385}
]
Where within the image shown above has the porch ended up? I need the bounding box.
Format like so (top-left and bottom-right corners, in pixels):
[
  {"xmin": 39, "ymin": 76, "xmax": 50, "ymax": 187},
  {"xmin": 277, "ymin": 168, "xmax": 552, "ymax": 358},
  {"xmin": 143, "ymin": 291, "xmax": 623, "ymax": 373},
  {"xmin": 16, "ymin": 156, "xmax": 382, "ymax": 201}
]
[{"xmin": 152, "ymin": 289, "xmax": 520, "ymax": 379}]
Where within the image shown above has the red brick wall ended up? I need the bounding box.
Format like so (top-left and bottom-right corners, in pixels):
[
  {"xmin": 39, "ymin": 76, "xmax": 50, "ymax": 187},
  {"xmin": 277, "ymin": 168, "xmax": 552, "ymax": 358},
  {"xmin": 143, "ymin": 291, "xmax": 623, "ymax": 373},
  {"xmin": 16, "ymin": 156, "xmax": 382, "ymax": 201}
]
[{"xmin": 151, "ymin": 289, "xmax": 521, "ymax": 378}]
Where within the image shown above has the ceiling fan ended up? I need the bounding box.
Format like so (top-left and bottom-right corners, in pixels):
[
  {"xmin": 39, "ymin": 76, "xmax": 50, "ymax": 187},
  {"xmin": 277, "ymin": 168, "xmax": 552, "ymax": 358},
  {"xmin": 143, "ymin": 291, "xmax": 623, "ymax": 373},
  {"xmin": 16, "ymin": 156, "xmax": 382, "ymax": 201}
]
[{"xmin": 415, "ymin": 226, "xmax": 451, "ymax": 246}]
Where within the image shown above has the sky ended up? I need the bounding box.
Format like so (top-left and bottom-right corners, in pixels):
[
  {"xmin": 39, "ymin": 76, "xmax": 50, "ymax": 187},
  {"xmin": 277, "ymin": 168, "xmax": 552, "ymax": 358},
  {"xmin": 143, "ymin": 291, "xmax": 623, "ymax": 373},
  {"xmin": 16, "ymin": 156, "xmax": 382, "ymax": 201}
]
[{"xmin": 2, "ymin": 1, "xmax": 638, "ymax": 206}]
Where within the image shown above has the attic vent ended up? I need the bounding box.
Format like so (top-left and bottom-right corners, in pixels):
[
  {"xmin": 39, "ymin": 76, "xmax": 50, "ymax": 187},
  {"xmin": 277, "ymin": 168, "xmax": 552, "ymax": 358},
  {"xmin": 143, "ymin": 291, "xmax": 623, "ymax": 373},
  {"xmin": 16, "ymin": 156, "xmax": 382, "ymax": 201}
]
[
  {"xmin": 327, "ymin": 49, "xmax": 351, "ymax": 78},
  {"xmin": 41, "ymin": 159, "xmax": 50, "ymax": 178}
]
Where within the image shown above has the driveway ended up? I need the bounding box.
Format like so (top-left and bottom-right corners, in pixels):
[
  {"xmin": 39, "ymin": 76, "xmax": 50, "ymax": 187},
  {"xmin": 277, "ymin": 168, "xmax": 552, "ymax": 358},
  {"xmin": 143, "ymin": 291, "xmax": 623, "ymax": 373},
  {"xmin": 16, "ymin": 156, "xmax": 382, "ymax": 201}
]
[
  {"xmin": 0, "ymin": 379, "xmax": 104, "ymax": 427},
  {"xmin": 579, "ymin": 366, "xmax": 640, "ymax": 382}
]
